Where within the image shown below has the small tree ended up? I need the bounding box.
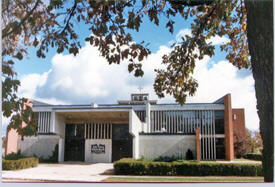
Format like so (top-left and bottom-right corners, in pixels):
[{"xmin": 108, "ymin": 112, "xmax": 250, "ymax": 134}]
[
  {"xmin": 185, "ymin": 149, "xmax": 194, "ymax": 160},
  {"xmin": 234, "ymin": 128, "xmax": 263, "ymax": 158},
  {"xmin": 253, "ymin": 130, "xmax": 263, "ymax": 154},
  {"xmin": 234, "ymin": 128, "xmax": 247, "ymax": 158}
]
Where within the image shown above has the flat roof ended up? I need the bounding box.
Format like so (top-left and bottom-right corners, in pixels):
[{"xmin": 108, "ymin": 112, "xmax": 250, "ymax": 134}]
[{"xmin": 33, "ymin": 102, "xmax": 223, "ymax": 107}]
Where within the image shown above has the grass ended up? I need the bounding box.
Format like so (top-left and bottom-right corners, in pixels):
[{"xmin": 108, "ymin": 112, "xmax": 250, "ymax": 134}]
[
  {"xmin": 102, "ymin": 176, "xmax": 264, "ymax": 183},
  {"xmin": 138, "ymin": 157, "xmax": 262, "ymax": 164},
  {"xmin": 233, "ymin": 158, "xmax": 261, "ymax": 162}
]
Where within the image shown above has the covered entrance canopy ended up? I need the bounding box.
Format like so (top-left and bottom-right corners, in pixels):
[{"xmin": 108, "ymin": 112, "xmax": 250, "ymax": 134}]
[
  {"xmin": 57, "ymin": 110, "xmax": 130, "ymax": 124},
  {"xmin": 55, "ymin": 109, "xmax": 136, "ymax": 162}
]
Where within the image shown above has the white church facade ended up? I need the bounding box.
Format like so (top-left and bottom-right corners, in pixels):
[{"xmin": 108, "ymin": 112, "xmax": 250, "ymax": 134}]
[{"xmin": 5, "ymin": 93, "xmax": 245, "ymax": 162}]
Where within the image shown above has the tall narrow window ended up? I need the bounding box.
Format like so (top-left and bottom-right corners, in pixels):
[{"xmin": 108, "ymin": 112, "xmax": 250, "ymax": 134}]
[{"xmin": 215, "ymin": 110, "xmax": 224, "ymax": 134}]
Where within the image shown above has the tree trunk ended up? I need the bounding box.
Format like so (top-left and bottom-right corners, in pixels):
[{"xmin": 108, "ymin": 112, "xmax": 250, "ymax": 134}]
[{"xmin": 244, "ymin": 0, "xmax": 274, "ymax": 182}]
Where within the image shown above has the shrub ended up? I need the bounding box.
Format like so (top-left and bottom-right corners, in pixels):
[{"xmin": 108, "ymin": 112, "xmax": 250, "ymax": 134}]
[
  {"xmin": 137, "ymin": 155, "xmax": 152, "ymax": 162},
  {"xmin": 114, "ymin": 158, "xmax": 263, "ymax": 176},
  {"xmin": 185, "ymin": 149, "xmax": 194, "ymax": 160},
  {"xmin": 3, "ymin": 157, "xmax": 39, "ymax": 170},
  {"xmin": 5, "ymin": 151, "xmax": 25, "ymax": 160},
  {"xmin": 153, "ymin": 155, "xmax": 180, "ymax": 162},
  {"xmin": 244, "ymin": 153, "xmax": 262, "ymax": 161}
]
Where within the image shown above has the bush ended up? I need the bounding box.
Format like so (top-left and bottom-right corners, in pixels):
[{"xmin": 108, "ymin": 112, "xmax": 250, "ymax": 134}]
[
  {"xmin": 153, "ymin": 155, "xmax": 180, "ymax": 162},
  {"xmin": 244, "ymin": 153, "xmax": 262, "ymax": 161},
  {"xmin": 137, "ymin": 155, "xmax": 152, "ymax": 162},
  {"xmin": 3, "ymin": 157, "xmax": 39, "ymax": 170},
  {"xmin": 4, "ymin": 151, "xmax": 25, "ymax": 160},
  {"xmin": 185, "ymin": 149, "xmax": 194, "ymax": 160},
  {"xmin": 114, "ymin": 158, "xmax": 263, "ymax": 176}
]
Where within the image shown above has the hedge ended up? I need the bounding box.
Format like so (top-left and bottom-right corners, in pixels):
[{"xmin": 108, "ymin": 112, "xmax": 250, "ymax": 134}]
[
  {"xmin": 3, "ymin": 157, "xmax": 39, "ymax": 170},
  {"xmin": 114, "ymin": 158, "xmax": 263, "ymax": 176},
  {"xmin": 4, "ymin": 151, "xmax": 26, "ymax": 160},
  {"xmin": 244, "ymin": 153, "xmax": 262, "ymax": 161}
]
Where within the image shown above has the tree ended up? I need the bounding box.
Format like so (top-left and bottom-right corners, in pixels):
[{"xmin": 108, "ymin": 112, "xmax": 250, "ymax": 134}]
[
  {"xmin": 245, "ymin": 128, "xmax": 256, "ymax": 154},
  {"xmin": 2, "ymin": 0, "xmax": 57, "ymax": 137},
  {"xmin": 244, "ymin": 0, "xmax": 273, "ymax": 182},
  {"xmin": 2, "ymin": 0, "xmax": 273, "ymax": 181},
  {"xmin": 233, "ymin": 127, "xmax": 264, "ymax": 158},
  {"xmin": 253, "ymin": 130, "xmax": 263, "ymax": 153},
  {"xmin": 244, "ymin": 128, "xmax": 261, "ymax": 154},
  {"xmin": 233, "ymin": 127, "xmax": 247, "ymax": 158},
  {"xmin": 234, "ymin": 127, "xmax": 264, "ymax": 158}
]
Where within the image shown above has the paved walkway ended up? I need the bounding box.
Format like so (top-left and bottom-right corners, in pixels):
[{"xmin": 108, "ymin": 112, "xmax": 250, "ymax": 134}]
[{"xmin": 2, "ymin": 162, "xmax": 114, "ymax": 182}]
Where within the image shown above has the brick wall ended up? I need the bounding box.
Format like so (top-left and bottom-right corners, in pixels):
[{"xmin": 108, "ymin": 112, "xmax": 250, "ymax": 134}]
[
  {"xmin": 232, "ymin": 108, "xmax": 246, "ymax": 157},
  {"xmin": 5, "ymin": 99, "xmax": 33, "ymax": 156},
  {"xmin": 232, "ymin": 109, "xmax": 246, "ymax": 138}
]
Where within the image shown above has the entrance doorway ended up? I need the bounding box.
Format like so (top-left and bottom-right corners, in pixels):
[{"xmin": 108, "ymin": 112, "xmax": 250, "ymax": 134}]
[
  {"xmin": 112, "ymin": 124, "xmax": 133, "ymax": 162},
  {"xmin": 64, "ymin": 124, "xmax": 85, "ymax": 161}
]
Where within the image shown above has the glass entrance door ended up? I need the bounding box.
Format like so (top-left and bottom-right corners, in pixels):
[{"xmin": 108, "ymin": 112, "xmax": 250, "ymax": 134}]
[
  {"xmin": 112, "ymin": 124, "xmax": 132, "ymax": 162},
  {"xmin": 64, "ymin": 124, "xmax": 85, "ymax": 161}
]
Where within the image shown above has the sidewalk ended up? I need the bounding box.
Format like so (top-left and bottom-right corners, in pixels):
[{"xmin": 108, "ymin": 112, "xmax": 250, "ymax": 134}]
[{"xmin": 2, "ymin": 162, "xmax": 113, "ymax": 182}]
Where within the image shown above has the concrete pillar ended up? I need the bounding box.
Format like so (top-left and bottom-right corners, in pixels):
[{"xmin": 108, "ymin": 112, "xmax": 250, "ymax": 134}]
[
  {"xmin": 58, "ymin": 138, "xmax": 64, "ymax": 162},
  {"xmin": 132, "ymin": 136, "xmax": 139, "ymax": 159},
  {"xmin": 224, "ymin": 94, "xmax": 234, "ymax": 161},
  {"xmin": 50, "ymin": 111, "xmax": 55, "ymax": 133},
  {"xmin": 146, "ymin": 102, "xmax": 151, "ymax": 133},
  {"xmin": 196, "ymin": 128, "xmax": 201, "ymax": 162}
]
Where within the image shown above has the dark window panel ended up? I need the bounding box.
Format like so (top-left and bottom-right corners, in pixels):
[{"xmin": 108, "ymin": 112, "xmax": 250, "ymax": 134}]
[{"xmin": 215, "ymin": 110, "xmax": 224, "ymax": 134}]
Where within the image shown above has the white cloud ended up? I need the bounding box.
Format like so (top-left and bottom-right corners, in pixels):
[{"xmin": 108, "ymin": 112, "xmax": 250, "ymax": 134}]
[
  {"xmin": 15, "ymin": 29, "xmax": 259, "ymax": 131},
  {"xmin": 186, "ymin": 58, "xmax": 258, "ymax": 130},
  {"xmin": 18, "ymin": 71, "xmax": 50, "ymax": 98},
  {"xmin": 206, "ymin": 35, "xmax": 230, "ymax": 45},
  {"xmin": 18, "ymin": 42, "xmax": 171, "ymax": 105},
  {"xmin": 170, "ymin": 29, "xmax": 230, "ymax": 46},
  {"xmin": 176, "ymin": 28, "xmax": 192, "ymax": 43}
]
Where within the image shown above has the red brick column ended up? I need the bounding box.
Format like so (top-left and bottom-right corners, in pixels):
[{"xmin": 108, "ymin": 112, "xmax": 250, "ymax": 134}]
[
  {"xmin": 196, "ymin": 128, "xmax": 201, "ymax": 162},
  {"xmin": 5, "ymin": 99, "xmax": 33, "ymax": 156},
  {"xmin": 224, "ymin": 94, "xmax": 234, "ymax": 160},
  {"xmin": 5, "ymin": 128, "xmax": 19, "ymax": 155}
]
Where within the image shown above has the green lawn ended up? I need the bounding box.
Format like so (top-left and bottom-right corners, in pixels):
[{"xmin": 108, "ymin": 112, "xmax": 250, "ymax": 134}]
[
  {"xmin": 102, "ymin": 176, "xmax": 264, "ymax": 183},
  {"xmin": 233, "ymin": 158, "xmax": 261, "ymax": 162}
]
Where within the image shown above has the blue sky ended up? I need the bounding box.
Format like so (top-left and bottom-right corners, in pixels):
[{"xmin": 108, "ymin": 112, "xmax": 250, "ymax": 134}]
[
  {"xmin": 14, "ymin": 12, "xmax": 232, "ymax": 77},
  {"xmin": 2, "ymin": 7, "xmax": 257, "ymax": 136}
]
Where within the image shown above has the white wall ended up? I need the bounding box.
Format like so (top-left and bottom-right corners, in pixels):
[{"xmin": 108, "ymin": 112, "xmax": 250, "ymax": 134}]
[
  {"xmin": 139, "ymin": 135, "xmax": 196, "ymax": 160},
  {"xmin": 85, "ymin": 139, "xmax": 112, "ymax": 163},
  {"xmin": 54, "ymin": 113, "xmax": 65, "ymax": 138},
  {"xmin": 129, "ymin": 110, "xmax": 142, "ymax": 137},
  {"xmin": 58, "ymin": 138, "xmax": 65, "ymax": 162},
  {"xmin": 129, "ymin": 110, "xmax": 143, "ymax": 159},
  {"xmin": 18, "ymin": 135, "xmax": 59, "ymax": 159},
  {"xmin": 52, "ymin": 113, "xmax": 66, "ymax": 162}
]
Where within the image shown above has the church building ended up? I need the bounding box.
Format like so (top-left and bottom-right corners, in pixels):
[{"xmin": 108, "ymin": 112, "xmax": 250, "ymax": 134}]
[{"xmin": 5, "ymin": 93, "xmax": 245, "ymax": 162}]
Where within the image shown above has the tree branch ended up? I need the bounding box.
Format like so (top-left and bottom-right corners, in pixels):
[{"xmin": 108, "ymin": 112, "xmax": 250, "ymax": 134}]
[
  {"xmin": 174, "ymin": 4, "xmax": 216, "ymax": 78},
  {"xmin": 168, "ymin": 0, "xmax": 215, "ymax": 7},
  {"xmin": 59, "ymin": 0, "xmax": 78, "ymax": 35},
  {"xmin": 2, "ymin": 0, "xmax": 41, "ymax": 39}
]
